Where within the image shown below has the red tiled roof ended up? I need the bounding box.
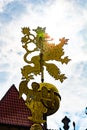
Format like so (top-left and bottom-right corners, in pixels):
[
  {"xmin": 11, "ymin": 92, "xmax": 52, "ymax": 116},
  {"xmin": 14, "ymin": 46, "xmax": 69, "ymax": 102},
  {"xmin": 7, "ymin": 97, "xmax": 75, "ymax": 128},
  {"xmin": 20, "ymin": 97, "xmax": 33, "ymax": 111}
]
[{"xmin": 0, "ymin": 84, "xmax": 33, "ymax": 127}]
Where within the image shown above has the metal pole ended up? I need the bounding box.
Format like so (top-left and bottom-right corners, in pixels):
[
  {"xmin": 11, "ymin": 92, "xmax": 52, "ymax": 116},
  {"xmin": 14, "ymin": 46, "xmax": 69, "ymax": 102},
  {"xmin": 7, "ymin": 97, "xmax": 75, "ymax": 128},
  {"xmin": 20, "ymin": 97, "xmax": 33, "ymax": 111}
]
[
  {"xmin": 40, "ymin": 52, "xmax": 44, "ymax": 83},
  {"xmin": 39, "ymin": 37, "xmax": 47, "ymax": 130}
]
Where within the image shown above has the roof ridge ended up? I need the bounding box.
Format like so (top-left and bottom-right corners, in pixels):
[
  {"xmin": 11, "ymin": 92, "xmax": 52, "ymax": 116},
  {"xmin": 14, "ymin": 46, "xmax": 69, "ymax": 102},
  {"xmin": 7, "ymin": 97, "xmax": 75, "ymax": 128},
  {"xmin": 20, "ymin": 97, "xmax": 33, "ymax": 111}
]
[{"xmin": 0, "ymin": 84, "xmax": 18, "ymax": 101}]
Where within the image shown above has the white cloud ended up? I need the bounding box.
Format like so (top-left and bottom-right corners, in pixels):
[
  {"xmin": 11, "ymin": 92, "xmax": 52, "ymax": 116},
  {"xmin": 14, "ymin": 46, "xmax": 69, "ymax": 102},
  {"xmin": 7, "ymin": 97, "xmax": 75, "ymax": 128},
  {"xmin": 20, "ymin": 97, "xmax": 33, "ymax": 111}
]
[{"xmin": 0, "ymin": 0, "xmax": 14, "ymax": 12}]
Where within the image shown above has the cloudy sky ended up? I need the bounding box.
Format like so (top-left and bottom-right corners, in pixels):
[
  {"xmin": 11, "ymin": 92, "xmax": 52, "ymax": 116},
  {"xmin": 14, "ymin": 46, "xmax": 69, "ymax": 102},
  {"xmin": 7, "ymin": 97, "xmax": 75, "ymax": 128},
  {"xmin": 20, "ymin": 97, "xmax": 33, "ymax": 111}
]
[{"xmin": 0, "ymin": 0, "xmax": 87, "ymax": 129}]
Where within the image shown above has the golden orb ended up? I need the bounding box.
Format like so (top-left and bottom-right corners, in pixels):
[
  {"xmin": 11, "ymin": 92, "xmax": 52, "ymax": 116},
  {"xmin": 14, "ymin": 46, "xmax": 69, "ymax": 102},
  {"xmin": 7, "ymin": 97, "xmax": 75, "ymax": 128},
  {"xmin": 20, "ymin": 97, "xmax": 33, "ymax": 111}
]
[{"xmin": 39, "ymin": 83, "xmax": 61, "ymax": 116}]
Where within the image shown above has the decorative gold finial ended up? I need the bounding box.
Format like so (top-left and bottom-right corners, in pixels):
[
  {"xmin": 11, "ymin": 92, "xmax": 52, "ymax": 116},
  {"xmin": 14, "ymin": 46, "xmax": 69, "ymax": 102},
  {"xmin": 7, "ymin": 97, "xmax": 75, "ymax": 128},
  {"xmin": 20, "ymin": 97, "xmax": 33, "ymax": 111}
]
[
  {"xmin": 19, "ymin": 26, "xmax": 70, "ymax": 128},
  {"xmin": 21, "ymin": 27, "xmax": 70, "ymax": 82}
]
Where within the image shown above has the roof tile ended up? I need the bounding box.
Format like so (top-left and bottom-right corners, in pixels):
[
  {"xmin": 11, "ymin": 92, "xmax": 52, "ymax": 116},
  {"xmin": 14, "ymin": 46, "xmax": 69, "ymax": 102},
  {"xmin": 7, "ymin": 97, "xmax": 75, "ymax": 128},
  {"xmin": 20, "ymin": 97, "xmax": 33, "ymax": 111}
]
[{"xmin": 0, "ymin": 85, "xmax": 33, "ymax": 127}]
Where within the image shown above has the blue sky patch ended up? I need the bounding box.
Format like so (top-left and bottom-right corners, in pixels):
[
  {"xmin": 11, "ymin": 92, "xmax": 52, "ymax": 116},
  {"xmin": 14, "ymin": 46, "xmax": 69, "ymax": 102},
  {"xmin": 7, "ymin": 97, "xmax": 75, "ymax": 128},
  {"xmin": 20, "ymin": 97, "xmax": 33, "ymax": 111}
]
[
  {"xmin": 75, "ymin": 62, "xmax": 87, "ymax": 79},
  {"xmin": 79, "ymin": 27, "xmax": 87, "ymax": 41},
  {"xmin": 0, "ymin": 13, "xmax": 12, "ymax": 23},
  {"xmin": 75, "ymin": 0, "xmax": 87, "ymax": 7},
  {"xmin": 0, "ymin": 71, "xmax": 10, "ymax": 83},
  {"xmin": 27, "ymin": 0, "xmax": 48, "ymax": 4},
  {"xmin": 0, "ymin": 1, "xmax": 26, "ymax": 23},
  {"xmin": 0, "ymin": 63, "xmax": 10, "ymax": 70}
]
